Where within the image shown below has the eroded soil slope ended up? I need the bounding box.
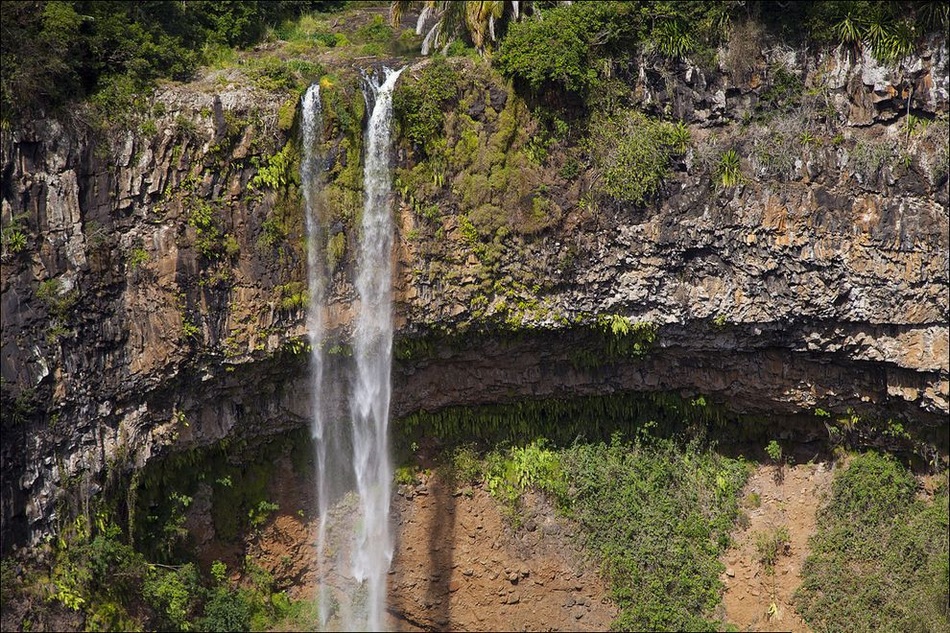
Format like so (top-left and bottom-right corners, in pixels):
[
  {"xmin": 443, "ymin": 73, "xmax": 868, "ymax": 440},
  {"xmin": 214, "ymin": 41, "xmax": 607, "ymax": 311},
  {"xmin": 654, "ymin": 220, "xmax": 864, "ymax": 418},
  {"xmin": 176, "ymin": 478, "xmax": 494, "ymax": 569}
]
[{"xmin": 237, "ymin": 457, "xmax": 615, "ymax": 631}]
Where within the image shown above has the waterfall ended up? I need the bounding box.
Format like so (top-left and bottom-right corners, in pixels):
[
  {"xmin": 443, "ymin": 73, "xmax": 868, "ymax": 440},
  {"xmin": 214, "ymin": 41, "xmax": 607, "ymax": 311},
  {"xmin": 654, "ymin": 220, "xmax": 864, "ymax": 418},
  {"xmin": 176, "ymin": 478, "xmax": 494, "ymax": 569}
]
[
  {"xmin": 302, "ymin": 67, "xmax": 403, "ymax": 632},
  {"xmin": 300, "ymin": 82, "xmax": 334, "ymax": 628},
  {"xmin": 349, "ymin": 65, "xmax": 404, "ymax": 632}
]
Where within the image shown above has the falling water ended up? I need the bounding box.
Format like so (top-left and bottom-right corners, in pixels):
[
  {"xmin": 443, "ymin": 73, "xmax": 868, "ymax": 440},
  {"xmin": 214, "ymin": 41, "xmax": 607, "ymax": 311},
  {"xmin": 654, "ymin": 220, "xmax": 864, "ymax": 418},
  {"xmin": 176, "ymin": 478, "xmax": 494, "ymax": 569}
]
[
  {"xmin": 300, "ymin": 82, "xmax": 335, "ymax": 627},
  {"xmin": 349, "ymin": 65, "xmax": 404, "ymax": 632},
  {"xmin": 302, "ymin": 68, "xmax": 404, "ymax": 631}
]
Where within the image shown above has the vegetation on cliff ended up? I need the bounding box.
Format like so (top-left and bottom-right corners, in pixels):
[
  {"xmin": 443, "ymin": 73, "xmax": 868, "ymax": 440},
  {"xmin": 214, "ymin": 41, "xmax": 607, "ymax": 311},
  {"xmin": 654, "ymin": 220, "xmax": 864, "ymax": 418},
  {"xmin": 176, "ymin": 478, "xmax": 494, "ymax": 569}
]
[
  {"xmin": 797, "ymin": 453, "xmax": 950, "ymax": 631},
  {"xmin": 0, "ymin": 0, "xmax": 345, "ymax": 122},
  {"xmin": 1, "ymin": 1, "xmax": 948, "ymax": 631}
]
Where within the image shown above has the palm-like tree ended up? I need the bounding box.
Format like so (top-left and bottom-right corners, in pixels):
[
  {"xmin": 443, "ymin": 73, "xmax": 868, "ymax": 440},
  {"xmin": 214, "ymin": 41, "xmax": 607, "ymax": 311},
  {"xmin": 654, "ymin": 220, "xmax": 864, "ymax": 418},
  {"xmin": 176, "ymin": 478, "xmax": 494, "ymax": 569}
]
[{"xmin": 391, "ymin": 1, "xmax": 571, "ymax": 56}]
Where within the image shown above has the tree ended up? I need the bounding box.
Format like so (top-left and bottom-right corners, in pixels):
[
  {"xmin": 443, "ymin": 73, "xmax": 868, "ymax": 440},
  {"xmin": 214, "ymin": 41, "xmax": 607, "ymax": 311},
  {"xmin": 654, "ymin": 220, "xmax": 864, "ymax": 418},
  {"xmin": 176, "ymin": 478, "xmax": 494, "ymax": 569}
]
[{"xmin": 390, "ymin": 1, "xmax": 573, "ymax": 56}]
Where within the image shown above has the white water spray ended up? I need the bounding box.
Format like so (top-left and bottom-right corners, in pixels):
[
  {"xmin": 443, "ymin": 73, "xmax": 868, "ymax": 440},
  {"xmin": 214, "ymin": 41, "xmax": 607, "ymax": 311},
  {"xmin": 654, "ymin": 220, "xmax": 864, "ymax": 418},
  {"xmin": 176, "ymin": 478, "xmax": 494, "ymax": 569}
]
[
  {"xmin": 303, "ymin": 67, "xmax": 403, "ymax": 631},
  {"xmin": 301, "ymin": 82, "xmax": 334, "ymax": 628},
  {"xmin": 349, "ymin": 66, "xmax": 404, "ymax": 632}
]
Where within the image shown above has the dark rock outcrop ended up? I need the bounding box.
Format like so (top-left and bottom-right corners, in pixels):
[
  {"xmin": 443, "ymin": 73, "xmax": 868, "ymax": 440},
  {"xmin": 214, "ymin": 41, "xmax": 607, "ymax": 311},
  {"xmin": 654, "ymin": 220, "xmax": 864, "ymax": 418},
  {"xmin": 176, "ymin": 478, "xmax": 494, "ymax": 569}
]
[{"xmin": 1, "ymin": 38, "xmax": 947, "ymax": 551}]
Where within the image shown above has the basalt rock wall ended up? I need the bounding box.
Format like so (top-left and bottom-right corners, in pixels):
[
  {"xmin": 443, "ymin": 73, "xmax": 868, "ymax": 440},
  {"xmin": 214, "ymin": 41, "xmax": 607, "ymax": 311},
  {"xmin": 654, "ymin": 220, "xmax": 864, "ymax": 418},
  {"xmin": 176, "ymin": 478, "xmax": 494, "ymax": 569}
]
[{"xmin": 1, "ymin": 38, "xmax": 947, "ymax": 550}]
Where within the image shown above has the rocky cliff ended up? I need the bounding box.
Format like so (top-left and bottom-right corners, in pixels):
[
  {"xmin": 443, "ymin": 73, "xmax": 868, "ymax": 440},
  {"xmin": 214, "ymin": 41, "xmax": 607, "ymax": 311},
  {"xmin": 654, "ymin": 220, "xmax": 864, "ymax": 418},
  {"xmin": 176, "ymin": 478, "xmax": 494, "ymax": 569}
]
[{"xmin": 1, "ymin": 33, "xmax": 947, "ymax": 550}]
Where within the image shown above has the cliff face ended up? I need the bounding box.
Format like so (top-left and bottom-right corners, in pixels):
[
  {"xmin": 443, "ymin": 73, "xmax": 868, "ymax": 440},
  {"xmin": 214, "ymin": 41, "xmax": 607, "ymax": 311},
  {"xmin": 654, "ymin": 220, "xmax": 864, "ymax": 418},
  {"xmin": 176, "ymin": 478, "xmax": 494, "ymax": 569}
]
[{"xmin": 1, "ymin": 36, "xmax": 948, "ymax": 549}]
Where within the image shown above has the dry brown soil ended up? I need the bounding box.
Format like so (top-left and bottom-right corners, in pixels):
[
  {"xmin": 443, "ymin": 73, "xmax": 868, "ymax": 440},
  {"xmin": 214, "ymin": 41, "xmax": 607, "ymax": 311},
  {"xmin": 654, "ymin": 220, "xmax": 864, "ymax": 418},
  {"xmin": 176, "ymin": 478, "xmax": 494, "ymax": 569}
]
[
  {"xmin": 217, "ymin": 454, "xmax": 841, "ymax": 632},
  {"xmin": 240, "ymin": 461, "xmax": 616, "ymax": 632},
  {"xmin": 719, "ymin": 460, "xmax": 837, "ymax": 632},
  {"xmin": 1, "ymin": 453, "xmax": 845, "ymax": 632}
]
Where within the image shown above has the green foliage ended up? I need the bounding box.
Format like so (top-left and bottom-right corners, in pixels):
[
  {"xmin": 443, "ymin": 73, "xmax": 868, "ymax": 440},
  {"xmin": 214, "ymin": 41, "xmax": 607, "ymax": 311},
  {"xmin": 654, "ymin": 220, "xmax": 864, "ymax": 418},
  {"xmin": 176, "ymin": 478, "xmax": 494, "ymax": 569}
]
[
  {"xmin": 199, "ymin": 586, "xmax": 252, "ymax": 632},
  {"xmin": 1, "ymin": 214, "xmax": 31, "ymax": 256},
  {"xmin": 394, "ymin": 465, "xmax": 419, "ymax": 486},
  {"xmin": 1, "ymin": 1, "xmax": 346, "ymax": 122},
  {"xmin": 181, "ymin": 320, "xmax": 201, "ymax": 341},
  {"xmin": 797, "ymin": 453, "xmax": 949, "ymax": 631},
  {"xmin": 398, "ymin": 390, "xmax": 738, "ymax": 452},
  {"xmin": 755, "ymin": 64, "xmax": 804, "ymax": 119},
  {"xmin": 588, "ymin": 111, "xmax": 686, "ymax": 206},
  {"xmin": 754, "ymin": 525, "xmax": 790, "ymax": 572},
  {"xmin": 394, "ymin": 56, "xmax": 458, "ymax": 155},
  {"xmin": 715, "ymin": 149, "xmax": 743, "ymax": 187},
  {"xmin": 249, "ymin": 142, "xmax": 300, "ymax": 191},
  {"xmin": 244, "ymin": 55, "xmax": 316, "ymax": 93},
  {"xmin": 46, "ymin": 515, "xmax": 146, "ymax": 629},
  {"xmin": 494, "ymin": 1, "xmax": 734, "ymax": 100},
  {"xmin": 561, "ymin": 434, "xmax": 750, "ymax": 631},
  {"xmin": 276, "ymin": 282, "xmax": 308, "ymax": 311},
  {"xmin": 11, "ymin": 430, "xmax": 323, "ymax": 632},
  {"xmin": 850, "ymin": 138, "xmax": 896, "ymax": 184},
  {"xmin": 186, "ymin": 199, "xmax": 239, "ymax": 261},
  {"xmin": 127, "ymin": 247, "xmax": 150, "ymax": 271},
  {"xmin": 257, "ymin": 216, "xmax": 287, "ymax": 251},
  {"xmin": 451, "ymin": 444, "xmax": 482, "ymax": 486},
  {"xmin": 485, "ymin": 439, "xmax": 566, "ymax": 513},
  {"xmin": 277, "ymin": 97, "xmax": 298, "ymax": 132},
  {"xmin": 652, "ymin": 18, "xmax": 696, "ymax": 58},
  {"xmin": 592, "ymin": 314, "xmax": 658, "ymax": 360},
  {"xmin": 764, "ymin": 440, "xmax": 782, "ymax": 463},
  {"xmin": 807, "ymin": 1, "xmax": 919, "ymax": 63},
  {"xmin": 354, "ymin": 14, "xmax": 393, "ymax": 44},
  {"xmin": 143, "ymin": 563, "xmax": 202, "ymax": 631},
  {"xmin": 494, "ymin": 4, "xmax": 601, "ymax": 98},
  {"xmin": 248, "ymin": 500, "xmax": 279, "ymax": 530},
  {"xmin": 327, "ymin": 231, "xmax": 346, "ymax": 270},
  {"xmin": 36, "ymin": 278, "xmax": 79, "ymax": 320}
]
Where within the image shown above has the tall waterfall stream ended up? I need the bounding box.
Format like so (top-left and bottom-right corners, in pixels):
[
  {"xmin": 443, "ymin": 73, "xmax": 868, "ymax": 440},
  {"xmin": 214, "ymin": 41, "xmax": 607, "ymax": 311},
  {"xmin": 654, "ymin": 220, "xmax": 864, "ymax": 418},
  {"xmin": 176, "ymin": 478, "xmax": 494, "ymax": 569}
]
[{"xmin": 302, "ymin": 67, "xmax": 404, "ymax": 631}]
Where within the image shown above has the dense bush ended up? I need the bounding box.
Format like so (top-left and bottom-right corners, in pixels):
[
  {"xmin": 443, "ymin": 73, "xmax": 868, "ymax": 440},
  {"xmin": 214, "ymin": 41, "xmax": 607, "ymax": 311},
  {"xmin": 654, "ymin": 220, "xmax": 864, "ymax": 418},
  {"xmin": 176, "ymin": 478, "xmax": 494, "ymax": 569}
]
[
  {"xmin": 796, "ymin": 452, "xmax": 950, "ymax": 632},
  {"xmin": 393, "ymin": 55, "xmax": 459, "ymax": 155},
  {"xmin": 560, "ymin": 434, "xmax": 750, "ymax": 631},
  {"xmin": 494, "ymin": 2, "xmax": 637, "ymax": 97},
  {"xmin": 0, "ymin": 0, "xmax": 344, "ymax": 122},
  {"xmin": 587, "ymin": 110, "xmax": 688, "ymax": 206}
]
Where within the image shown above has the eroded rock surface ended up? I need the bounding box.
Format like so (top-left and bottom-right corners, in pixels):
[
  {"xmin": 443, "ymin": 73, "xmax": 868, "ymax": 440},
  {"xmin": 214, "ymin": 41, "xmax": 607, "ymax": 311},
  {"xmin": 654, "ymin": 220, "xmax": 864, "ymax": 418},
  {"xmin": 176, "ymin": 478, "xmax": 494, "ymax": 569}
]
[{"xmin": 1, "ymin": 37, "xmax": 947, "ymax": 551}]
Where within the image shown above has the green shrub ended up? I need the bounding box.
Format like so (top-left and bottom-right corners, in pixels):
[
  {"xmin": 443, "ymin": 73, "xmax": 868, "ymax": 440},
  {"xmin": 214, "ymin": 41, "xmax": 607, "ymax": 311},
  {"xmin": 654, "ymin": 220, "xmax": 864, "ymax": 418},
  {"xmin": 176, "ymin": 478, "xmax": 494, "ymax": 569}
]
[
  {"xmin": 127, "ymin": 247, "xmax": 150, "ymax": 270},
  {"xmin": 754, "ymin": 525, "xmax": 790, "ymax": 572},
  {"xmin": 494, "ymin": 4, "xmax": 598, "ymax": 98},
  {"xmin": 2, "ymin": 227, "xmax": 28, "ymax": 254},
  {"xmin": 587, "ymin": 111, "xmax": 684, "ymax": 206},
  {"xmin": 258, "ymin": 216, "xmax": 287, "ymax": 251},
  {"xmin": 806, "ymin": 2, "xmax": 921, "ymax": 63},
  {"xmin": 187, "ymin": 200, "xmax": 229, "ymax": 259},
  {"xmin": 143, "ymin": 563, "xmax": 202, "ymax": 631},
  {"xmin": 765, "ymin": 440, "xmax": 782, "ymax": 463},
  {"xmin": 715, "ymin": 149, "xmax": 743, "ymax": 187},
  {"xmin": 562, "ymin": 434, "xmax": 750, "ymax": 631},
  {"xmin": 485, "ymin": 439, "xmax": 566, "ymax": 511},
  {"xmin": 1, "ymin": 213, "xmax": 31, "ymax": 256},
  {"xmin": 595, "ymin": 314, "xmax": 658, "ymax": 359},
  {"xmin": 276, "ymin": 282, "xmax": 308, "ymax": 311},
  {"xmin": 199, "ymin": 587, "xmax": 253, "ymax": 632},
  {"xmin": 249, "ymin": 143, "xmax": 300, "ymax": 191},
  {"xmin": 36, "ymin": 278, "xmax": 79, "ymax": 319},
  {"xmin": 797, "ymin": 453, "xmax": 949, "ymax": 631},
  {"xmin": 355, "ymin": 14, "xmax": 392, "ymax": 44},
  {"xmin": 652, "ymin": 18, "xmax": 695, "ymax": 58},
  {"xmin": 393, "ymin": 56, "xmax": 458, "ymax": 155},
  {"xmin": 451, "ymin": 444, "xmax": 482, "ymax": 486},
  {"xmin": 248, "ymin": 500, "xmax": 279, "ymax": 530}
]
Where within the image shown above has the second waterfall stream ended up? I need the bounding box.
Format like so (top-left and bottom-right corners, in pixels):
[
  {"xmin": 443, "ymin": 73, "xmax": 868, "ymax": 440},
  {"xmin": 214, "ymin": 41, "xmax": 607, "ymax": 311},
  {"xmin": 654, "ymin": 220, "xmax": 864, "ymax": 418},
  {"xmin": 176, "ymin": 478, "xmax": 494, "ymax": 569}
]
[{"xmin": 301, "ymin": 66, "xmax": 405, "ymax": 631}]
